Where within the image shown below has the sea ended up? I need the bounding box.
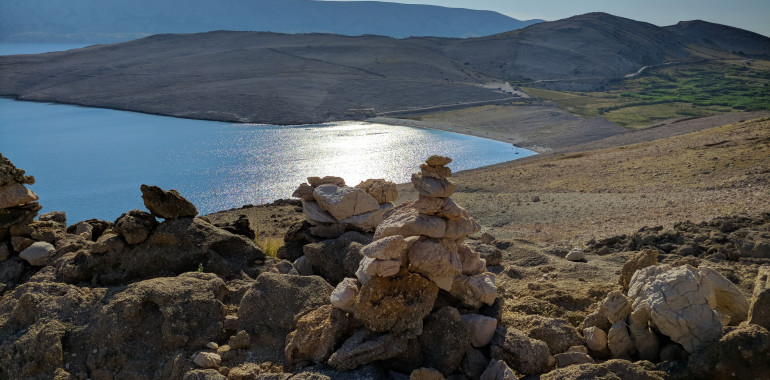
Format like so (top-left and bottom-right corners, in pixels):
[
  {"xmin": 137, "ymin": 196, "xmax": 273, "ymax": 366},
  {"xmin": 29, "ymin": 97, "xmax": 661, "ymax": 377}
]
[{"xmin": 0, "ymin": 44, "xmax": 536, "ymax": 224}]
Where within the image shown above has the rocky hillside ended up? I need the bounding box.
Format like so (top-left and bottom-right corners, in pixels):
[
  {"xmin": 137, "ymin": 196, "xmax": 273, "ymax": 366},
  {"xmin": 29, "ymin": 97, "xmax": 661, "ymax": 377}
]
[
  {"xmin": 1, "ymin": 13, "xmax": 768, "ymax": 124},
  {"xmin": 0, "ymin": 0, "xmax": 542, "ymax": 43}
]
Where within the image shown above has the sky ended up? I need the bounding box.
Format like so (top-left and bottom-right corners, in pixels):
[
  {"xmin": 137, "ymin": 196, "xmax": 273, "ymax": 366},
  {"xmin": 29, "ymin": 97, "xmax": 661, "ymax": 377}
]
[{"xmin": 324, "ymin": 0, "xmax": 770, "ymax": 37}]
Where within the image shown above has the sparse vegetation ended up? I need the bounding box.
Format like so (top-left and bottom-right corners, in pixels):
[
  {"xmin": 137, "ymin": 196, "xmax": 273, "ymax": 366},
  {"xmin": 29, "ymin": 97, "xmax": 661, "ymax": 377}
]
[
  {"xmin": 256, "ymin": 235, "xmax": 283, "ymax": 258},
  {"xmin": 525, "ymin": 60, "xmax": 770, "ymax": 128}
]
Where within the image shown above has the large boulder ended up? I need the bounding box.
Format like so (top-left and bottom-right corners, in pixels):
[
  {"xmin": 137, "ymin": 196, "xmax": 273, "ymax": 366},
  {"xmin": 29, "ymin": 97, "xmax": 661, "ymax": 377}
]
[
  {"xmin": 686, "ymin": 324, "xmax": 770, "ymax": 380},
  {"xmin": 285, "ymin": 305, "xmax": 353, "ymax": 366},
  {"xmin": 354, "ymin": 272, "xmax": 438, "ymax": 336},
  {"xmin": 140, "ymin": 184, "xmax": 198, "ymax": 219},
  {"xmin": 312, "ymin": 184, "xmax": 379, "ymax": 221},
  {"xmin": 490, "ymin": 327, "xmax": 550, "ymax": 375},
  {"xmin": 419, "ymin": 307, "xmax": 471, "ymax": 376}
]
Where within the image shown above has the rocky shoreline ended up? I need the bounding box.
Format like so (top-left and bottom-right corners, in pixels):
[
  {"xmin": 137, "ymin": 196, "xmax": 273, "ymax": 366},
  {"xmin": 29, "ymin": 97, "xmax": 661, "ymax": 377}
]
[{"xmin": 1, "ymin": 150, "xmax": 769, "ymax": 379}]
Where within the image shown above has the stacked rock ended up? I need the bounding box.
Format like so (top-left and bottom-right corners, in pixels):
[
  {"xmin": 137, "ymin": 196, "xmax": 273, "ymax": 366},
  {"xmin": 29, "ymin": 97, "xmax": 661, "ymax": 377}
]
[
  {"xmin": 0, "ymin": 154, "xmax": 41, "ymax": 243},
  {"xmin": 292, "ymin": 176, "xmax": 397, "ymax": 235},
  {"xmin": 284, "ymin": 156, "xmax": 503, "ymax": 377}
]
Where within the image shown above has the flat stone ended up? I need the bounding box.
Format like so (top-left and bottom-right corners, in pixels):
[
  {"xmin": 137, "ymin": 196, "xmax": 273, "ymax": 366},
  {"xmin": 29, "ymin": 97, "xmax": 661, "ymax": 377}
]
[
  {"xmin": 308, "ymin": 176, "xmax": 345, "ymax": 187},
  {"xmin": 313, "ymin": 184, "xmax": 379, "ymax": 221},
  {"xmin": 327, "ymin": 328, "xmax": 408, "ymax": 371},
  {"xmin": 411, "ymin": 173, "xmax": 457, "ymax": 198},
  {"xmin": 140, "ymin": 184, "xmax": 197, "ymax": 219},
  {"xmin": 193, "ymin": 352, "xmax": 221, "ymax": 369},
  {"xmin": 374, "ymin": 205, "xmax": 446, "ymax": 240},
  {"xmin": 19, "ymin": 241, "xmax": 55, "ymax": 266},
  {"xmin": 340, "ymin": 202, "xmax": 394, "ymax": 231},
  {"xmin": 420, "ymin": 164, "xmax": 452, "ymax": 180},
  {"xmin": 356, "ymin": 256, "xmax": 401, "ymax": 282},
  {"xmin": 361, "ymin": 235, "xmax": 407, "ymax": 260},
  {"xmin": 302, "ymin": 200, "xmax": 337, "ymax": 224},
  {"xmin": 554, "ymin": 351, "xmax": 594, "ymax": 367},
  {"xmin": 0, "ymin": 182, "xmax": 38, "ymax": 209},
  {"xmin": 425, "ymin": 155, "xmax": 452, "ymax": 166}
]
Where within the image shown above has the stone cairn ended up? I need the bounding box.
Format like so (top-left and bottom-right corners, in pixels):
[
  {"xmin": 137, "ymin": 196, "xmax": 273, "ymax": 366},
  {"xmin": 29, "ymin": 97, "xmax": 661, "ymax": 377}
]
[{"xmin": 284, "ymin": 156, "xmax": 505, "ymax": 377}]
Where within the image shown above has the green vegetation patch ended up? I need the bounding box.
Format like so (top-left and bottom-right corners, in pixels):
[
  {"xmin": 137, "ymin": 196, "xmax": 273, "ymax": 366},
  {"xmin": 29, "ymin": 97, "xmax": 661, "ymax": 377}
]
[{"xmin": 524, "ymin": 60, "xmax": 770, "ymax": 128}]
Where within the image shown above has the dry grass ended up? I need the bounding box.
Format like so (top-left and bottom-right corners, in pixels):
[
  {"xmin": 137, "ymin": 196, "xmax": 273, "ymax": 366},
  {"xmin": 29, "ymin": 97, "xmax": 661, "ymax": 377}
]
[{"xmin": 256, "ymin": 236, "xmax": 284, "ymax": 258}]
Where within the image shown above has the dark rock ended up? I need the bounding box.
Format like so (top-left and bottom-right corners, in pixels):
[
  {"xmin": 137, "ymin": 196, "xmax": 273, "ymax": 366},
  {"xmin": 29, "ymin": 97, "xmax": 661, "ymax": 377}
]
[
  {"xmin": 285, "ymin": 305, "xmax": 353, "ymax": 366},
  {"xmin": 509, "ymin": 315, "xmax": 583, "ymax": 354},
  {"xmin": 476, "ymin": 244, "xmax": 503, "ymax": 266},
  {"xmin": 277, "ymin": 242, "xmax": 306, "ymax": 262},
  {"xmin": 355, "ymin": 271, "xmax": 438, "ymax": 336},
  {"xmin": 490, "ymin": 327, "xmax": 549, "ymax": 375},
  {"xmin": 183, "ymin": 369, "xmax": 227, "ymax": 380},
  {"xmin": 214, "ymin": 214, "xmax": 255, "ymax": 240},
  {"xmin": 38, "ymin": 211, "xmax": 66, "ymax": 224},
  {"xmin": 540, "ymin": 359, "xmax": 665, "ymax": 379},
  {"xmin": 114, "ymin": 209, "xmax": 158, "ymax": 245},
  {"xmin": 238, "ymin": 272, "xmax": 333, "ymax": 334},
  {"xmin": 140, "ymin": 184, "xmax": 198, "ymax": 219},
  {"xmin": 420, "ymin": 306, "xmax": 471, "ymax": 376},
  {"xmin": 0, "ymin": 202, "xmax": 42, "ymax": 240},
  {"xmin": 461, "ymin": 348, "xmax": 489, "ymax": 379},
  {"xmin": 327, "ymin": 328, "xmax": 408, "ymax": 371},
  {"xmin": 748, "ymin": 266, "xmax": 770, "ymax": 329},
  {"xmin": 0, "ymin": 154, "xmax": 35, "ymax": 187},
  {"xmin": 302, "ymin": 231, "xmax": 372, "ymax": 285},
  {"xmin": 686, "ymin": 323, "xmax": 770, "ymax": 379}
]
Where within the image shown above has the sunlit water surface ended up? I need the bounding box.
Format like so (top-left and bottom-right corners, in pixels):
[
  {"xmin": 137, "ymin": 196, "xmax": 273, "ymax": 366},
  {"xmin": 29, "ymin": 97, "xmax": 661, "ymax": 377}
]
[{"xmin": 0, "ymin": 100, "xmax": 535, "ymax": 224}]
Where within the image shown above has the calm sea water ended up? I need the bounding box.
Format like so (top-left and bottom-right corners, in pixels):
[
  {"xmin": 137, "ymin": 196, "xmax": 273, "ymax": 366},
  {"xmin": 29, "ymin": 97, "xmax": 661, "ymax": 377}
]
[
  {"xmin": 0, "ymin": 99, "xmax": 535, "ymax": 223},
  {"xmin": 0, "ymin": 43, "xmax": 91, "ymax": 56}
]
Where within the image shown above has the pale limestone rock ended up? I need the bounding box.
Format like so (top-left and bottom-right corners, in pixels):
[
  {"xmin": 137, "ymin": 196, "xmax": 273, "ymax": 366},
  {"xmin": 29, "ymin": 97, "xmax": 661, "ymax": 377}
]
[
  {"xmin": 0, "ymin": 182, "xmax": 38, "ymax": 208},
  {"xmin": 19, "ymin": 241, "xmax": 55, "ymax": 266},
  {"xmin": 361, "ymin": 235, "xmax": 407, "ymax": 260},
  {"xmin": 73, "ymin": 221, "xmax": 93, "ymax": 240},
  {"xmin": 450, "ymin": 272, "xmax": 497, "ymax": 308},
  {"xmin": 445, "ymin": 213, "xmax": 481, "ymax": 240},
  {"xmin": 565, "ymin": 248, "xmax": 585, "ymax": 261},
  {"xmin": 629, "ymin": 264, "xmax": 722, "ymax": 353},
  {"xmin": 308, "ymin": 176, "xmax": 345, "ymax": 187},
  {"xmin": 583, "ymin": 326, "xmax": 607, "ymax": 352},
  {"xmin": 607, "ymin": 320, "xmax": 633, "ymax": 358},
  {"xmin": 748, "ymin": 266, "xmax": 770, "ymax": 329},
  {"xmin": 602, "ymin": 290, "xmax": 632, "ymax": 324},
  {"xmin": 374, "ymin": 206, "xmax": 446, "ymax": 240},
  {"xmin": 355, "ymin": 179, "xmax": 398, "ymax": 204},
  {"xmin": 193, "ymin": 352, "xmax": 221, "ymax": 368},
  {"xmin": 411, "ymin": 173, "xmax": 457, "ymax": 198},
  {"xmin": 292, "ymin": 182, "xmax": 316, "ymax": 201},
  {"xmin": 313, "ymin": 184, "xmax": 379, "ymax": 221},
  {"xmin": 206, "ymin": 342, "xmax": 219, "ymax": 350},
  {"xmin": 340, "ymin": 202, "xmax": 394, "ymax": 231},
  {"xmin": 407, "ymin": 238, "xmax": 462, "ymax": 290},
  {"xmin": 480, "ymin": 359, "xmax": 517, "ymax": 380},
  {"xmin": 458, "ymin": 243, "xmax": 486, "ymax": 276},
  {"xmin": 699, "ymin": 267, "xmax": 750, "ymax": 325},
  {"xmin": 619, "ymin": 249, "xmax": 658, "ymax": 292},
  {"xmin": 302, "ymin": 200, "xmax": 337, "ymax": 224},
  {"xmin": 357, "ymin": 256, "xmax": 401, "ymax": 281},
  {"xmin": 285, "ymin": 305, "xmax": 351, "ymax": 365},
  {"xmin": 627, "ymin": 305, "xmax": 659, "ymax": 361},
  {"xmin": 461, "ymin": 313, "xmax": 498, "ymax": 347},
  {"xmin": 331, "ymin": 277, "xmax": 360, "ymax": 313}
]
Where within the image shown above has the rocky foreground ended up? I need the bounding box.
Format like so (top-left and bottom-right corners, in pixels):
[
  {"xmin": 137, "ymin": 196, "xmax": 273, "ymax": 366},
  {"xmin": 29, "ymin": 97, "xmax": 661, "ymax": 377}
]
[{"xmin": 1, "ymin": 144, "xmax": 769, "ymax": 379}]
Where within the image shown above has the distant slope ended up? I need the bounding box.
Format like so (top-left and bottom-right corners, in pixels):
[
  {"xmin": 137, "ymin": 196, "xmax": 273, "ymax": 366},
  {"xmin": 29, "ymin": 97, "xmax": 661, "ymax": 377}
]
[
  {"xmin": 665, "ymin": 20, "xmax": 770, "ymax": 56},
  {"xmin": 1, "ymin": 13, "xmax": 768, "ymax": 124},
  {"xmin": 0, "ymin": 0, "xmax": 543, "ymax": 43}
]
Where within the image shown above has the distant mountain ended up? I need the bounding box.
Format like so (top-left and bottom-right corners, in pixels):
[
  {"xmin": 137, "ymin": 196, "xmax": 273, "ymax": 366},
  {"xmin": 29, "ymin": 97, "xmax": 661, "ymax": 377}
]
[
  {"xmin": 1, "ymin": 13, "xmax": 768, "ymax": 124},
  {"xmin": 0, "ymin": 0, "xmax": 543, "ymax": 43}
]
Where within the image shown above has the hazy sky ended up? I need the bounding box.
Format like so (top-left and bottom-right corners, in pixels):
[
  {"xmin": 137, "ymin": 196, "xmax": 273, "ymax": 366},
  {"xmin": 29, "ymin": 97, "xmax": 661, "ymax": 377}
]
[{"xmin": 324, "ymin": 0, "xmax": 770, "ymax": 37}]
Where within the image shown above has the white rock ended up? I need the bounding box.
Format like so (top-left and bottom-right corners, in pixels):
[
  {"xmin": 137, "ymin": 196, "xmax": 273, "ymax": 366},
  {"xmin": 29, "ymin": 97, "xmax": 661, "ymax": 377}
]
[
  {"xmin": 699, "ymin": 267, "xmax": 750, "ymax": 325},
  {"xmin": 565, "ymin": 248, "xmax": 585, "ymax": 261},
  {"xmin": 450, "ymin": 272, "xmax": 497, "ymax": 308},
  {"xmin": 19, "ymin": 241, "xmax": 55, "ymax": 266},
  {"xmin": 73, "ymin": 221, "xmax": 93, "ymax": 240},
  {"xmin": 302, "ymin": 200, "xmax": 337, "ymax": 224},
  {"xmin": 340, "ymin": 202, "xmax": 394, "ymax": 231},
  {"xmin": 602, "ymin": 290, "xmax": 632, "ymax": 324},
  {"xmin": 331, "ymin": 277, "xmax": 360, "ymax": 313},
  {"xmin": 0, "ymin": 182, "xmax": 38, "ymax": 209},
  {"xmin": 206, "ymin": 342, "xmax": 219, "ymax": 350},
  {"xmin": 373, "ymin": 206, "xmax": 447, "ymax": 240},
  {"xmin": 607, "ymin": 320, "xmax": 633, "ymax": 358},
  {"xmin": 480, "ymin": 359, "xmax": 517, "ymax": 380},
  {"xmin": 461, "ymin": 313, "xmax": 497, "ymax": 347},
  {"xmin": 583, "ymin": 326, "xmax": 607, "ymax": 352},
  {"xmin": 313, "ymin": 184, "xmax": 379, "ymax": 221},
  {"xmin": 357, "ymin": 256, "xmax": 401, "ymax": 279},
  {"xmin": 407, "ymin": 238, "xmax": 462, "ymax": 289},
  {"xmin": 627, "ymin": 305, "xmax": 659, "ymax": 361},
  {"xmin": 360, "ymin": 235, "xmax": 407, "ymax": 260},
  {"xmin": 193, "ymin": 352, "xmax": 221, "ymax": 368}
]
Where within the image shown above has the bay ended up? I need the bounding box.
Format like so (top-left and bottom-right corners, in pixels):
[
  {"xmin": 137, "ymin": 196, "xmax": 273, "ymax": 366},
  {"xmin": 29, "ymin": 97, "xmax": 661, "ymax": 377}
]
[{"xmin": 0, "ymin": 99, "xmax": 535, "ymax": 223}]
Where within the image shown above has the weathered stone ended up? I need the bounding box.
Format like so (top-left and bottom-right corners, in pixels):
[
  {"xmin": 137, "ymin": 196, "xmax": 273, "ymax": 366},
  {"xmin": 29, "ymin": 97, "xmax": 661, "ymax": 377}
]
[
  {"xmin": 213, "ymin": 214, "xmax": 255, "ymax": 240},
  {"xmin": 19, "ymin": 241, "xmax": 55, "ymax": 266},
  {"xmin": 445, "ymin": 214, "xmax": 481, "ymax": 240},
  {"xmin": 327, "ymin": 328, "xmax": 408, "ymax": 371},
  {"xmin": 227, "ymin": 330, "xmax": 251, "ymax": 349},
  {"xmin": 607, "ymin": 320, "xmax": 633, "ymax": 359},
  {"xmin": 565, "ymin": 248, "xmax": 585, "ymax": 261},
  {"xmin": 294, "ymin": 256, "xmax": 313, "ymax": 276},
  {"xmin": 540, "ymin": 359, "xmax": 666, "ymax": 380},
  {"xmin": 361, "ymin": 235, "xmax": 407, "ymax": 260},
  {"xmin": 461, "ymin": 313, "xmax": 498, "ymax": 347},
  {"xmin": 420, "ymin": 307, "xmax": 471, "ymax": 375},
  {"xmin": 38, "ymin": 211, "xmax": 66, "ymax": 224},
  {"xmin": 355, "ymin": 272, "xmax": 438, "ymax": 335},
  {"xmin": 410, "ymin": 368, "xmax": 445, "ymax": 380},
  {"xmin": 193, "ymin": 352, "xmax": 221, "ymax": 368},
  {"xmin": 450, "ymin": 272, "xmax": 497, "ymax": 308},
  {"xmin": 686, "ymin": 324, "xmax": 770, "ymax": 380},
  {"xmin": 619, "ymin": 249, "xmax": 658, "ymax": 292},
  {"xmin": 0, "ymin": 182, "xmax": 38, "ymax": 209},
  {"xmin": 700, "ymin": 267, "xmax": 750, "ymax": 325},
  {"xmin": 340, "ymin": 202, "xmax": 394, "ymax": 232},
  {"xmin": 0, "ymin": 203, "xmax": 41, "ymax": 237},
  {"xmin": 183, "ymin": 369, "xmax": 226, "ymax": 380},
  {"xmin": 627, "ymin": 306, "xmax": 659, "ymax": 362},
  {"xmin": 303, "ymin": 231, "xmax": 371, "ymax": 285},
  {"xmin": 461, "ymin": 348, "xmax": 490, "ymax": 379},
  {"xmin": 140, "ymin": 184, "xmax": 197, "ymax": 219},
  {"xmin": 490, "ymin": 327, "xmax": 550, "ymax": 375},
  {"xmin": 374, "ymin": 205, "xmax": 447, "ymax": 240},
  {"xmin": 276, "ymin": 260, "xmax": 295, "ymax": 274},
  {"xmin": 480, "ymin": 359, "xmax": 517, "ymax": 380},
  {"xmin": 420, "ymin": 164, "xmax": 452, "ymax": 180},
  {"xmin": 73, "ymin": 221, "xmax": 94, "ymax": 240},
  {"xmin": 313, "ymin": 184, "xmax": 379, "ymax": 221},
  {"xmin": 0, "ymin": 154, "xmax": 35, "ymax": 187},
  {"xmin": 309, "ymin": 223, "xmax": 347, "ymax": 239},
  {"xmin": 411, "ymin": 173, "xmax": 457, "ymax": 198},
  {"xmin": 407, "ymin": 237, "xmax": 462, "ymax": 290},
  {"xmin": 356, "ymin": 256, "xmax": 401, "ymax": 283},
  {"xmin": 292, "ymin": 183, "xmax": 316, "ymax": 201},
  {"xmin": 510, "ymin": 315, "xmax": 584, "ymax": 355},
  {"xmin": 554, "ymin": 351, "xmax": 595, "ymax": 367},
  {"xmin": 583, "ymin": 326, "xmax": 607, "ymax": 352},
  {"xmin": 114, "ymin": 209, "xmax": 158, "ymax": 245},
  {"xmin": 238, "ymin": 272, "xmax": 334, "ymax": 334},
  {"xmin": 330, "ymin": 277, "xmax": 360, "ymax": 313},
  {"xmin": 355, "ymin": 179, "xmax": 398, "ymax": 204},
  {"xmin": 11, "ymin": 236, "xmax": 33, "ymax": 253},
  {"xmin": 748, "ymin": 266, "xmax": 770, "ymax": 329},
  {"xmin": 476, "ymin": 244, "xmax": 503, "ymax": 266},
  {"xmin": 628, "ymin": 265, "xmax": 722, "ymax": 353},
  {"xmin": 285, "ymin": 305, "xmax": 352, "ymax": 365},
  {"xmin": 302, "ymin": 200, "xmax": 337, "ymax": 225},
  {"xmin": 425, "ymin": 155, "xmax": 452, "ymax": 166},
  {"xmin": 308, "ymin": 176, "xmax": 345, "ymax": 187},
  {"xmin": 458, "ymin": 243, "xmax": 486, "ymax": 276},
  {"xmin": 602, "ymin": 290, "xmax": 632, "ymax": 324}
]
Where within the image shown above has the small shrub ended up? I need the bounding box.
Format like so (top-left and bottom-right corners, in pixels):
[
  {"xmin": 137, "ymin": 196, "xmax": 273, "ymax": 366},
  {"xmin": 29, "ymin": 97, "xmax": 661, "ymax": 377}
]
[{"xmin": 256, "ymin": 236, "xmax": 283, "ymax": 258}]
